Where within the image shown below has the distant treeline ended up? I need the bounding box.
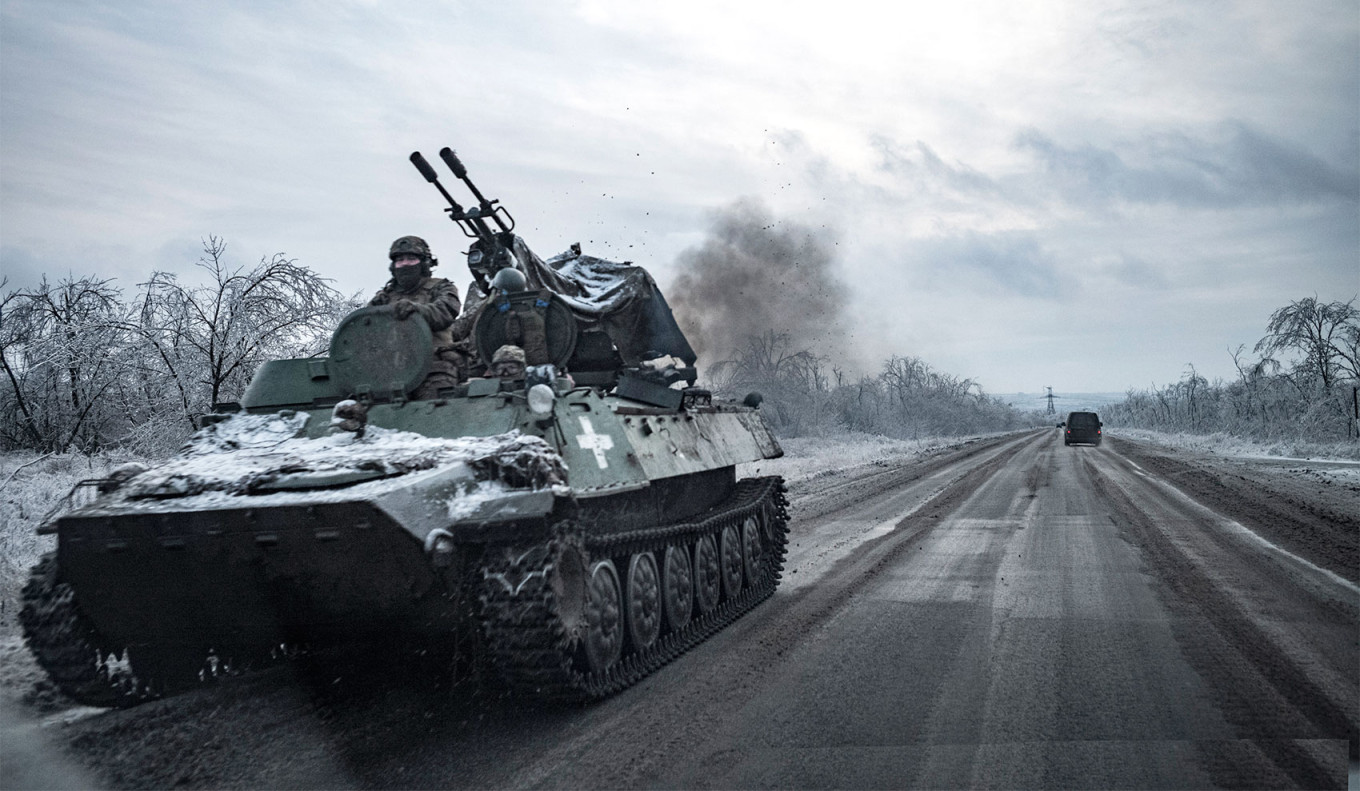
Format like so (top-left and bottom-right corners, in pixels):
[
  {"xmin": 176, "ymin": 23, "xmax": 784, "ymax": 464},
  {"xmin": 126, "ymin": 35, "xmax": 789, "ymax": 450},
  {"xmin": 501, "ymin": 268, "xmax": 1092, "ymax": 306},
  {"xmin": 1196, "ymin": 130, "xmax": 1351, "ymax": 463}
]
[
  {"xmin": 707, "ymin": 331, "xmax": 1031, "ymax": 439},
  {"xmin": 1103, "ymin": 297, "xmax": 1360, "ymax": 443}
]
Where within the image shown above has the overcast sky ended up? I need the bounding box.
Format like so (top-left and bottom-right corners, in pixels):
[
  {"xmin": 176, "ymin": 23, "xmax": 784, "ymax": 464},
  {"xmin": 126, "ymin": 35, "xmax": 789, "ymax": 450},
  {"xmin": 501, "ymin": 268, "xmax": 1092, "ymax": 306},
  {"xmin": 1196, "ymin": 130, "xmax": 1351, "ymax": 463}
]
[{"xmin": 2, "ymin": 0, "xmax": 1356, "ymax": 396}]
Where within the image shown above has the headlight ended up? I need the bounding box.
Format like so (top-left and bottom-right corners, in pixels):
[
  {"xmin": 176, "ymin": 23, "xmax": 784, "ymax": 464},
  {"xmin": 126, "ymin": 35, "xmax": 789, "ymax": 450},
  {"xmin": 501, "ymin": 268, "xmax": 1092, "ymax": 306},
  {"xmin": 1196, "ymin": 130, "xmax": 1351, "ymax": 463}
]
[
  {"xmin": 425, "ymin": 529, "xmax": 457, "ymax": 568},
  {"xmin": 528, "ymin": 383, "xmax": 556, "ymax": 415}
]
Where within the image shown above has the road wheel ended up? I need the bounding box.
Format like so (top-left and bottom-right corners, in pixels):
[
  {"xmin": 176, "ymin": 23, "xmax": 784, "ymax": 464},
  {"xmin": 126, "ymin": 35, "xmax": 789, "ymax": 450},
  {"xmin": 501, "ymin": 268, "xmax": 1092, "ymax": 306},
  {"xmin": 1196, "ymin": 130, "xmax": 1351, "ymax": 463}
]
[
  {"xmin": 662, "ymin": 544, "xmax": 693, "ymax": 632},
  {"xmin": 740, "ymin": 516, "xmax": 765, "ymax": 584},
  {"xmin": 581, "ymin": 560, "xmax": 622, "ymax": 674},
  {"xmin": 693, "ymin": 535, "xmax": 721, "ymax": 615},
  {"xmin": 625, "ymin": 552, "xmax": 661, "ymax": 652},
  {"xmin": 720, "ymin": 523, "xmax": 744, "ymax": 599}
]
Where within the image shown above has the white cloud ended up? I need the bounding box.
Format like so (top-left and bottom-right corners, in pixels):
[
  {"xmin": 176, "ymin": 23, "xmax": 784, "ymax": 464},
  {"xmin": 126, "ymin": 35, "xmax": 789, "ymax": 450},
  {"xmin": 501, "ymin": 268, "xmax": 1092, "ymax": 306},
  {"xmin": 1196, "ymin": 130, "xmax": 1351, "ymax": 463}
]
[{"xmin": 1, "ymin": 0, "xmax": 1355, "ymax": 394}]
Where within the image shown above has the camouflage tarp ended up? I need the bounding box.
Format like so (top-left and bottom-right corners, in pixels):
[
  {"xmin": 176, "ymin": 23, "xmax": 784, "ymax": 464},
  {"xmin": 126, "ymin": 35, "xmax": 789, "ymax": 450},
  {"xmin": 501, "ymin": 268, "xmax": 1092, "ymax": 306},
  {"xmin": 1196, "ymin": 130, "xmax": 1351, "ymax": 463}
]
[{"xmin": 509, "ymin": 236, "xmax": 697, "ymax": 367}]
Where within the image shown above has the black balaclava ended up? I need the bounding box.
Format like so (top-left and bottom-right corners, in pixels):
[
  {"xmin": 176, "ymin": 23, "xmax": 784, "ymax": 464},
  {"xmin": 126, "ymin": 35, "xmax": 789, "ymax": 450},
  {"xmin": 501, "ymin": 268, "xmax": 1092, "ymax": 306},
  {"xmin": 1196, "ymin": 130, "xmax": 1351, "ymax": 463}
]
[{"xmin": 392, "ymin": 259, "xmax": 424, "ymax": 292}]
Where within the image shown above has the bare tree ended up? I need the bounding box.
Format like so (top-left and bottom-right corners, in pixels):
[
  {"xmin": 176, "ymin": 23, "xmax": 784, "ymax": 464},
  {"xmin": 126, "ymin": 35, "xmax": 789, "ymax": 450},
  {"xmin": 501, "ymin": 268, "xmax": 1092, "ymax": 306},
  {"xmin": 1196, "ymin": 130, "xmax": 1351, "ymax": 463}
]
[
  {"xmin": 0, "ymin": 238, "xmax": 359, "ymax": 455},
  {"xmin": 1180, "ymin": 364, "xmax": 1208, "ymax": 432},
  {"xmin": 708, "ymin": 331, "xmax": 829, "ymax": 433},
  {"xmin": 0, "ymin": 284, "xmax": 46, "ymax": 448},
  {"xmin": 0, "ymin": 276, "xmax": 131, "ymax": 452},
  {"xmin": 1254, "ymin": 296, "xmax": 1359, "ymax": 392},
  {"xmin": 129, "ymin": 237, "xmax": 350, "ymax": 428},
  {"xmin": 1335, "ymin": 319, "xmax": 1360, "ymax": 384},
  {"xmin": 1109, "ymin": 297, "xmax": 1360, "ymax": 443}
]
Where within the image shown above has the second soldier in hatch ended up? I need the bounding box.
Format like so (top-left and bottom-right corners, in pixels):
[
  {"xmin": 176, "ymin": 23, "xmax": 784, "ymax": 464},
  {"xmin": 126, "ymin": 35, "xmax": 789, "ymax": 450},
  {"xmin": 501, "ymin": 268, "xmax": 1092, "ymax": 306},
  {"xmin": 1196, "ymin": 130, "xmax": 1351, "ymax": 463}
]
[{"xmin": 369, "ymin": 235, "xmax": 466, "ymax": 397}]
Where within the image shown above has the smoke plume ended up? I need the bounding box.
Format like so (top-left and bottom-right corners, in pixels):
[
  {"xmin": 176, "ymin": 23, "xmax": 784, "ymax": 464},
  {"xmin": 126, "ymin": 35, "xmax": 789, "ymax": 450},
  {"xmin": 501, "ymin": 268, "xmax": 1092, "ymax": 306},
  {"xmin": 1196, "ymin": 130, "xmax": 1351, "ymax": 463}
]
[{"xmin": 669, "ymin": 198, "xmax": 850, "ymax": 366}]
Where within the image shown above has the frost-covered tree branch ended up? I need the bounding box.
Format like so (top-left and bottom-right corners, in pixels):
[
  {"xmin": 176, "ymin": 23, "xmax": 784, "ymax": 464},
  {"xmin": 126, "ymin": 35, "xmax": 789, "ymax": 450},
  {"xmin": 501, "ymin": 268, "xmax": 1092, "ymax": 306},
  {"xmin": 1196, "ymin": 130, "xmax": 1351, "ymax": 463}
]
[
  {"xmin": 1110, "ymin": 296, "xmax": 1360, "ymax": 442},
  {"xmin": 0, "ymin": 238, "xmax": 358, "ymax": 455}
]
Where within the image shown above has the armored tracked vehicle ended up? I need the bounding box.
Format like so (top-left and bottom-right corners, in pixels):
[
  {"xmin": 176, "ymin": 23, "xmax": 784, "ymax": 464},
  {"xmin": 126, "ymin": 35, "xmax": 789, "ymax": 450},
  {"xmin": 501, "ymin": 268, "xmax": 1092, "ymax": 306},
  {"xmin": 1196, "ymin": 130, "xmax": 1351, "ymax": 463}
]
[{"xmin": 20, "ymin": 150, "xmax": 787, "ymax": 706}]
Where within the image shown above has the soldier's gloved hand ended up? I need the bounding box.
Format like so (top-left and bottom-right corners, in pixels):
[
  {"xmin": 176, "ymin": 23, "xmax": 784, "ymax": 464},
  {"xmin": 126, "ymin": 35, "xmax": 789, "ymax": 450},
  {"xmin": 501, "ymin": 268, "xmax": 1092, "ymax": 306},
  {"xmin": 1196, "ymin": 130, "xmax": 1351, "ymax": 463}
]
[{"xmin": 393, "ymin": 300, "xmax": 418, "ymax": 320}]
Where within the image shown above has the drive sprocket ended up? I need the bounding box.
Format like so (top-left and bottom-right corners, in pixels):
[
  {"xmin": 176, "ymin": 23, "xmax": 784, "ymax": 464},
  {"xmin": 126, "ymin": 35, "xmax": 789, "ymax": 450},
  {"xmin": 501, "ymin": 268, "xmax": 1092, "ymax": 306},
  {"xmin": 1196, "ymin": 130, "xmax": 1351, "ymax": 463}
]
[{"xmin": 20, "ymin": 554, "xmax": 146, "ymax": 708}]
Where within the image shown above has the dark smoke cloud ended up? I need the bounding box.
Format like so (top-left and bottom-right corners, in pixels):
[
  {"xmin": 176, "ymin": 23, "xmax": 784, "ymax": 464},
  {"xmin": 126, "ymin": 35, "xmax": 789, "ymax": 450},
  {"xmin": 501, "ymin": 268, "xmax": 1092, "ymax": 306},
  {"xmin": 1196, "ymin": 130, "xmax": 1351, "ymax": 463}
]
[{"xmin": 669, "ymin": 198, "xmax": 849, "ymax": 366}]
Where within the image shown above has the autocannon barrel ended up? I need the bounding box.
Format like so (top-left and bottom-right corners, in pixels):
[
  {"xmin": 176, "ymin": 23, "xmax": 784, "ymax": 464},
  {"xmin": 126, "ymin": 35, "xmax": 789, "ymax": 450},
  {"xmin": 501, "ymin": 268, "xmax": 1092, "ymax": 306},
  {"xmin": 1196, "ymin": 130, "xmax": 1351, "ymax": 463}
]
[{"xmin": 410, "ymin": 151, "xmax": 440, "ymax": 183}]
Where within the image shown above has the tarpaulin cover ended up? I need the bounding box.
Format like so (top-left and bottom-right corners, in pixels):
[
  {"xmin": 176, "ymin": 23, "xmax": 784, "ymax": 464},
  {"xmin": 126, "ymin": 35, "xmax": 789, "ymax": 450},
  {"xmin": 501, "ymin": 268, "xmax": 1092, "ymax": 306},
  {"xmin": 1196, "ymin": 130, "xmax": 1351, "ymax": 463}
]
[{"xmin": 508, "ymin": 236, "xmax": 697, "ymax": 366}]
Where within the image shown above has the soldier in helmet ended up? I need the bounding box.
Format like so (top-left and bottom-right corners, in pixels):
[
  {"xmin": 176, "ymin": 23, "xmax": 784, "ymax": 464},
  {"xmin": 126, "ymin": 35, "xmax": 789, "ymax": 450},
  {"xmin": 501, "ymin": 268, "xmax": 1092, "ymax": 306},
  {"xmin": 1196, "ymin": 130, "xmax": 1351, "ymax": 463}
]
[
  {"xmin": 488, "ymin": 344, "xmax": 527, "ymax": 380},
  {"xmin": 449, "ymin": 264, "xmax": 534, "ymax": 377},
  {"xmin": 481, "ymin": 266, "xmax": 553, "ymax": 367},
  {"xmin": 369, "ymin": 235, "xmax": 466, "ymax": 398}
]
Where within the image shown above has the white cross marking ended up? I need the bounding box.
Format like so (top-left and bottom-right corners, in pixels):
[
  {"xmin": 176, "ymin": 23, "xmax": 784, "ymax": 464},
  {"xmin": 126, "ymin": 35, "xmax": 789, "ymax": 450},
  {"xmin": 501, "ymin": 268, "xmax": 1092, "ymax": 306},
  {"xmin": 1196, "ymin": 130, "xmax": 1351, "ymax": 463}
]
[{"xmin": 576, "ymin": 416, "xmax": 614, "ymax": 469}]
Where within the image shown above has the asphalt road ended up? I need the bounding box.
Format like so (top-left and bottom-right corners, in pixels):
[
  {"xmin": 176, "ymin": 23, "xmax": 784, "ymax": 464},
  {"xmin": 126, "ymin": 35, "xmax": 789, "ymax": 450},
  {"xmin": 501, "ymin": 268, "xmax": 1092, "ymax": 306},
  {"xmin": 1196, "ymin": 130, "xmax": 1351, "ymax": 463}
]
[{"xmin": 6, "ymin": 429, "xmax": 1357, "ymax": 789}]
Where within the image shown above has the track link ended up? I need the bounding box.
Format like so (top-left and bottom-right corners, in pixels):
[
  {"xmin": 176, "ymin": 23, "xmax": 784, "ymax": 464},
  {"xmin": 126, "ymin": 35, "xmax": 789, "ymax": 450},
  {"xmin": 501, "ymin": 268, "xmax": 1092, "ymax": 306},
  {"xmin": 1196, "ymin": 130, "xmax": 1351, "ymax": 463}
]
[
  {"xmin": 21, "ymin": 555, "xmax": 276, "ymax": 706},
  {"xmin": 477, "ymin": 476, "xmax": 789, "ymax": 699},
  {"xmin": 20, "ymin": 554, "xmax": 148, "ymax": 708}
]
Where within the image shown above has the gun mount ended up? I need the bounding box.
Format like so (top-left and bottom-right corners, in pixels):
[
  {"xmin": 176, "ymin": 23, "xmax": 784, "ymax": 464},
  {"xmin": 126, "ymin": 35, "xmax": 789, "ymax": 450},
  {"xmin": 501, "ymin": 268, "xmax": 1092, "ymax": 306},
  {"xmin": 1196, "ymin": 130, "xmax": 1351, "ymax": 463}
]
[{"xmin": 410, "ymin": 149, "xmax": 519, "ymax": 291}]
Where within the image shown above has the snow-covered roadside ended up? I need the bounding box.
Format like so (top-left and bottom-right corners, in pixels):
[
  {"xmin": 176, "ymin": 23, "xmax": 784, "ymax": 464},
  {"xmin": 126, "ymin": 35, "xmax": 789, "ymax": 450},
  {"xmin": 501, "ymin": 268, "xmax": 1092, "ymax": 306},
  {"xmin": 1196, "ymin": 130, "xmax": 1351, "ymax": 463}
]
[
  {"xmin": 1110, "ymin": 428, "xmax": 1360, "ymax": 463},
  {"xmin": 0, "ymin": 454, "xmax": 130, "ymax": 638},
  {"xmin": 1110, "ymin": 428, "xmax": 1360, "ymax": 491},
  {"xmin": 738, "ymin": 430, "xmax": 1020, "ymax": 486}
]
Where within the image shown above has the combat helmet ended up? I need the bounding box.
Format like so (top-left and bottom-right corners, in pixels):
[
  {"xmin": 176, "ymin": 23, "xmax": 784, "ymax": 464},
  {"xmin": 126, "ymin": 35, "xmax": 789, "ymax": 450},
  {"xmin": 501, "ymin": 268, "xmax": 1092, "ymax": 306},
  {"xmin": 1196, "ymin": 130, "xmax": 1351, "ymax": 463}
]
[
  {"xmin": 389, "ymin": 235, "xmax": 438, "ymax": 275},
  {"xmin": 492, "ymin": 344, "xmax": 526, "ymax": 365},
  {"xmin": 489, "ymin": 266, "xmax": 527, "ymax": 293}
]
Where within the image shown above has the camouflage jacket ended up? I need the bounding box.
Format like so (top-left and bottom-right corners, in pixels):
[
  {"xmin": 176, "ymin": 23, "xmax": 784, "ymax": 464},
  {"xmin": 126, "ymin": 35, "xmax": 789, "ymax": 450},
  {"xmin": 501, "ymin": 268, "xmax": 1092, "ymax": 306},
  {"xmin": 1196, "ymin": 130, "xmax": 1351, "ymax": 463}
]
[{"xmin": 369, "ymin": 276, "xmax": 461, "ymax": 349}]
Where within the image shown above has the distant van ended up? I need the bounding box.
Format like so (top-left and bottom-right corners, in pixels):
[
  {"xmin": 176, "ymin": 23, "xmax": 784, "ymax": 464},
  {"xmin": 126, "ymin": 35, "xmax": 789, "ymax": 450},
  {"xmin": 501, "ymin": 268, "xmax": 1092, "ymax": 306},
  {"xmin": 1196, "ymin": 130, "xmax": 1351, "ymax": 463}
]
[{"xmin": 1062, "ymin": 411, "xmax": 1102, "ymax": 446}]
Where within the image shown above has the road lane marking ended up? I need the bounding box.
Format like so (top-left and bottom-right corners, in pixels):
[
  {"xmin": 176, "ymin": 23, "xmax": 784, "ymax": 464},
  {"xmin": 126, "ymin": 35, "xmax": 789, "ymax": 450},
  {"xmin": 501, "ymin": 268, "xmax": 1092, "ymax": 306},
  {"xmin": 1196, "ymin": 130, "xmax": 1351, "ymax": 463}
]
[{"xmin": 1111, "ymin": 458, "xmax": 1359, "ymax": 599}]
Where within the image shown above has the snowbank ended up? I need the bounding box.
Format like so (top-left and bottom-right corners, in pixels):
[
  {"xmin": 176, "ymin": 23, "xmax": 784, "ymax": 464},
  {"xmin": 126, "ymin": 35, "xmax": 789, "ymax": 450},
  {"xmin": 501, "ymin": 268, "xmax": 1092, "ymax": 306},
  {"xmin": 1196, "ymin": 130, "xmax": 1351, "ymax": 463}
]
[{"xmin": 1111, "ymin": 428, "xmax": 1360, "ymax": 464}]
